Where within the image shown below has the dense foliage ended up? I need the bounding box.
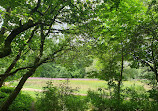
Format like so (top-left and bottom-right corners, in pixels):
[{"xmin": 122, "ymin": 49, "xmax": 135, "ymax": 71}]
[
  {"xmin": 0, "ymin": 0, "xmax": 158, "ymax": 110},
  {"xmin": 35, "ymin": 80, "xmax": 158, "ymax": 111},
  {"xmin": 0, "ymin": 87, "xmax": 33, "ymax": 111},
  {"xmin": 87, "ymin": 88, "xmax": 158, "ymax": 111},
  {"xmin": 36, "ymin": 81, "xmax": 88, "ymax": 111}
]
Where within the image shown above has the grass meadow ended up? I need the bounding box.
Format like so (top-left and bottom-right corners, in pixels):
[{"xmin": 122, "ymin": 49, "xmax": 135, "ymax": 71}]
[{"xmin": 9, "ymin": 78, "xmax": 150, "ymax": 99}]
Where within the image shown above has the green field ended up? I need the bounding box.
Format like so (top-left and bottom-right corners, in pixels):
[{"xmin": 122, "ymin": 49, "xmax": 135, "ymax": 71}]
[{"xmin": 9, "ymin": 78, "xmax": 150, "ymax": 98}]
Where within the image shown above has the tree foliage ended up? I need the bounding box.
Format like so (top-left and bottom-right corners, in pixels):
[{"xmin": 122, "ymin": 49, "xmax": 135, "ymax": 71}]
[
  {"xmin": 0, "ymin": 0, "xmax": 158, "ymax": 110},
  {"xmin": 0, "ymin": 0, "xmax": 97, "ymax": 110}
]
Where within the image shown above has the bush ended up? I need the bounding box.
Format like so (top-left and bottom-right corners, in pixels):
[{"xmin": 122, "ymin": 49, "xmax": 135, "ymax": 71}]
[
  {"xmin": 0, "ymin": 86, "xmax": 33, "ymax": 111},
  {"xmin": 9, "ymin": 93, "xmax": 33, "ymax": 111},
  {"xmin": 87, "ymin": 87, "xmax": 158, "ymax": 111},
  {"xmin": 64, "ymin": 95, "xmax": 87, "ymax": 111},
  {"xmin": 36, "ymin": 81, "xmax": 88, "ymax": 111},
  {"xmin": 0, "ymin": 92, "xmax": 8, "ymax": 104},
  {"xmin": 0, "ymin": 87, "xmax": 14, "ymax": 107},
  {"xmin": 87, "ymin": 90, "xmax": 120, "ymax": 111},
  {"xmin": 0, "ymin": 86, "xmax": 14, "ymax": 93},
  {"xmin": 148, "ymin": 88, "xmax": 158, "ymax": 102}
]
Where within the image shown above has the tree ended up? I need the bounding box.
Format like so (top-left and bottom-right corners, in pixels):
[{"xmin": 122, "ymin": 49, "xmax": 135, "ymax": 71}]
[
  {"xmin": 0, "ymin": 0, "xmax": 97, "ymax": 110},
  {"xmin": 55, "ymin": 43, "xmax": 93, "ymax": 78},
  {"xmin": 34, "ymin": 63, "xmax": 71, "ymax": 78},
  {"xmin": 129, "ymin": 0, "xmax": 158, "ymax": 84},
  {"xmin": 90, "ymin": 0, "xmax": 147, "ymax": 103}
]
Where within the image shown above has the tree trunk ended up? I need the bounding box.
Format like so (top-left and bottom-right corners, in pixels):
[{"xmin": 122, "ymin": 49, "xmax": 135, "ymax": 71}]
[
  {"xmin": 151, "ymin": 40, "xmax": 158, "ymax": 85},
  {"xmin": 0, "ymin": 52, "xmax": 22, "ymax": 88},
  {"xmin": 0, "ymin": 77, "xmax": 6, "ymax": 87},
  {"xmin": 0, "ymin": 67, "xmax": 37, "ymax": 111},
  {"xmin": 153, "ymin": 62, "xmax": 158, "ymax": 85},
  {"xmin": 155, "ymin": 69, "xmax": 158, "ymax": 85},
  {"xmin": 117, "ymin": 47, "xmax": 124, "ymax": 102}
]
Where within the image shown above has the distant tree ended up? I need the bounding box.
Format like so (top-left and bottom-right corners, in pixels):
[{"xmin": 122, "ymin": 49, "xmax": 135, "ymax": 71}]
[
  {"xmin": 55, "ymin": 43, "xmax": 93, "ymax": 78},
  {"xmin": 34, "ymin": 63, "xmax": 71, "ymax": 78}
]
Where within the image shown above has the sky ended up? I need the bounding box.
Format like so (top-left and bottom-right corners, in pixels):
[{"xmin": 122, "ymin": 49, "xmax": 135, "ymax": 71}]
[{"xmin": 0, "ymin": 6, "xmax": 4, "ymax": 28}]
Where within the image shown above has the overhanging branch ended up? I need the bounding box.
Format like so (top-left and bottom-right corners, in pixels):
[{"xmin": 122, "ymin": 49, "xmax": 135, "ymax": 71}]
[
  {"xmin": 0, "ymin": 21, "xmax": 40, "ymax": 58},
  {"xmin": 0, "ymin": 67, "xmax": 33, "ymax": 77},
  {"xmin": 140, "ymin": 59, "xmax": 154, "ymax": 71},
  {"xmin": 0, "ymin": 26, "xmax": 38, "ymax": 80}
]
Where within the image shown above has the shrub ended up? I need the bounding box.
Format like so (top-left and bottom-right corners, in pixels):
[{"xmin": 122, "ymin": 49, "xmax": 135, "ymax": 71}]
[
  {"xmin": 0, "ymin": 86, "xmax": 33, "ymax": 111},
  {"xmin": 9, "ymin": 93, "xmax": 33, "ymax": 111},
  {"xmin": 87, "ymin": 90, "xmax": 120, "ymax": 111},
  {"xmin": 0, "ymin": 92, "xmax": 8, "ymax": 106},
  {"xmin": 87, "ymin": 87, "xmax": 158, "ymax": 111},
  {"xmin": 36, "ymin": 81, "xmax": 88, "ymax": 111},
  {"xmin": 36, "ymin": 84, "xmax": 61, "ymax": 111},
  {"xmin": 148, "ymin": 88, "xmax": 158, "ymax": 102},
  {"xmin": 64, "ymin": 95, "xmax": 87, "ymax": 111},
  {"xmin": 0, "ymin": 86, "xmax": 14, "ymax": 93}
]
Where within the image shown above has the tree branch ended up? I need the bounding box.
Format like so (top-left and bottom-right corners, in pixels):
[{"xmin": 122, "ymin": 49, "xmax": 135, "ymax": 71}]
[
  {"xmin": 39, "ymin": 25, "xmax": 45, "ymax": 57},
  {"xmin": 30, "ymin": 0, "xmax": 41, "ymax": 14},
  {"xmin": 0, "ymin": 26, "xmax": 38, "ymax": 84},
  {"xmin": 55, "ymin": 20, "xmax": 63, "ymax": 24},
  {"xmin": 0, "ymin": 67, "xmax": 33, "ymax": 77},
  {"xmin": 43, "ymin": 28, "xmax": 72, "ymax": 33},
  {"xmin": 38, "ymin": 45, "xmax": 71, "ymax": 66},
  {"xmin": 0, "ymin": 21, "xmax": 40, "ymax": 58},
  {"xmin": 140, "ymin": 59, "xmax": 154, "ymax": 71}
]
